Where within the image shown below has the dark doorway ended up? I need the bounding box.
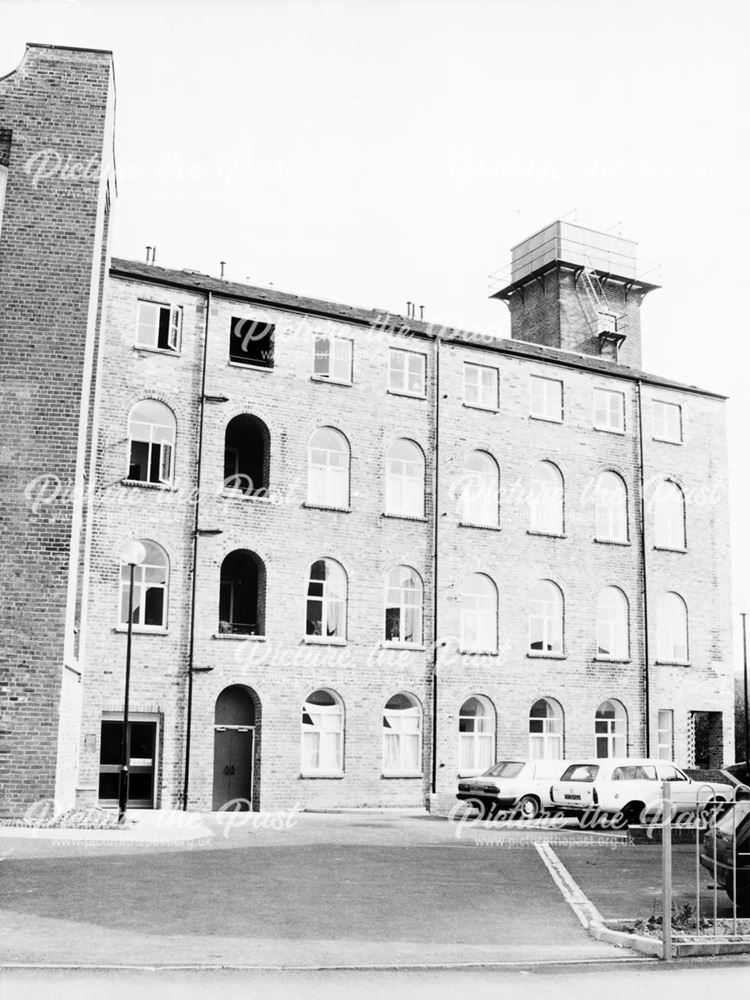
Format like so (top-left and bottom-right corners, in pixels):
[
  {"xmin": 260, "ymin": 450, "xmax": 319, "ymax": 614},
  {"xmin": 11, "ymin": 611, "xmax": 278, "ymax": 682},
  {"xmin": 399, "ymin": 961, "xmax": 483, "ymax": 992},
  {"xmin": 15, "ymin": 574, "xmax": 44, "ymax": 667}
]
[
  {"xmin": 691, "ymin": 711, "xmax": 724, "ymax": 769},
  {"xmin": 98, "ymin": 719, "xmax": 158, "ymax": 807},
  {"xmin": 212, "ymin": 685, "xmax": 258, "ymax": 810}
]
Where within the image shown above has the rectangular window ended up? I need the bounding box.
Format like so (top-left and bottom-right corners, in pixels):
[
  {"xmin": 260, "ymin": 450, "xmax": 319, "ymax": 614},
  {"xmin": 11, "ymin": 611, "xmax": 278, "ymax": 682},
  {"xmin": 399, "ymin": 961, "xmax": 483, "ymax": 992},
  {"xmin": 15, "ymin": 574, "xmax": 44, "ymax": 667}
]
[
  {"xmin": 230, "ymin": 316, "xmax": 275, "ymax": 368},
  {"xmin": 657, "ymin": 709, "xmax": 674, "ymax": 760},
  {"xmin": 593, "ymin": 388, "xmax": 625, "ymax": 433},
  {"xmin": 653, "ymin": 400, "xmax": 682, "ymax": 443},
  {"xmin": 313, "ymin": 334, "xmax": 353, "ymax": 384},
  {"xmin": 389, "ymin": 348, "xmax": 426, "ymax": 397},
  {"xmin": 464, "ymin": 363, "xmax": 499, "ymax": 410},
  {"xmin": 136, "ymin": 300, "xmax": 182, "ymax": 352},
  {"xmin": 529, "ymin": 375, "xmax": 563, "ymax": 422}
]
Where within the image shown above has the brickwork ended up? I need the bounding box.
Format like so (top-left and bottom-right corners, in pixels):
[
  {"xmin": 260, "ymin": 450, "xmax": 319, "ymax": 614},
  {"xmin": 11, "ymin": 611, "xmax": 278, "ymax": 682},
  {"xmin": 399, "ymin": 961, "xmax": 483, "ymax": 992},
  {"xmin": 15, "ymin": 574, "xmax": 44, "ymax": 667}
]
[
  {"xmin": 508, "ymin": 267, "xmax": 644, "ymax": 368},
  {"xmin": 78, "ymin": 263, "xmax": 734, "ymax": 815},
  {"xmin": 0, "ymin": 45, "xmax": 115, "ymax": 816}
]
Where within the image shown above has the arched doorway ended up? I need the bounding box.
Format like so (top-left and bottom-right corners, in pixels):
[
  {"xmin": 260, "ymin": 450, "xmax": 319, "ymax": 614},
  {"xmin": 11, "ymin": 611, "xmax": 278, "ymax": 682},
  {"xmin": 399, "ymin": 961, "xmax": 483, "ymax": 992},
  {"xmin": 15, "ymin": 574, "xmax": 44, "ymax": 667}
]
[{"xmin": 212, "ymin": 685, "xmax": 259, "ymax": 811}]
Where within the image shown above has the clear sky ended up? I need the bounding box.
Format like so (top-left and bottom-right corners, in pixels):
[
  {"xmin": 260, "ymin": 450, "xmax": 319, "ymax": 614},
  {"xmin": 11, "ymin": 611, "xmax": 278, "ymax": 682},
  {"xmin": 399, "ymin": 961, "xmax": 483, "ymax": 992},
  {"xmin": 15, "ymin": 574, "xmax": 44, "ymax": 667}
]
[{"xmin": 2, "ymin": 0, "xmax": 749, "ymax": 667}]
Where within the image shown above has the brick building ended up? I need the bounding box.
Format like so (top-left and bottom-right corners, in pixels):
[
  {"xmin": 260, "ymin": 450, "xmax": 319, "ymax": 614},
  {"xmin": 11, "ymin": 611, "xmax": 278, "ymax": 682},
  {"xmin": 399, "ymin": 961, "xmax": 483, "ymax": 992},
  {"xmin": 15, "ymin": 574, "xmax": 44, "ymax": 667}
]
[{"xmin": 0, "ymin": 44, "xmax": 734, "ymax": 817}]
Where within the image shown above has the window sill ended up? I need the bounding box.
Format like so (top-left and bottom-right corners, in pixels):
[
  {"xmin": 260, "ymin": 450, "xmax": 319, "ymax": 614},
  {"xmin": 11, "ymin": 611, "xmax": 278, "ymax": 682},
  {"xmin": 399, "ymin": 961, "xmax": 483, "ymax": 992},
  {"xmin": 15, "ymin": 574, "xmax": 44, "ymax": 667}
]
[
  {"xmin": 121, "ymin": 479, "xmax": 176, "ymax": 491},
  {"xmin": 133, "ymin": 345, "xmax": 181, "ymax": 358},
  {"xmin": 527, "ymin": 651, "xmax": 566, "ymax": 660},
  {"xmin": 228, "ymin": 360, "xmax": 274, "ymax": 372},
  {"xmin": 381, "ymin": 512, "xmax": 429, "ymax": 523},
  {"xmin": 653, "ymin": 545, "xmax": 687, "ymax": 554},
  {"xmin": 527, "ymin": 530, "xmax": 566, "ymax": 539},
  {"xmin": 593, "ymin": 425, "xmax": 626, "ymax": 436},
  {"xmin": 462, "ymin": 402, "xmax": 499, "ymax": 413},
  {"xmin": 302, "ymin": 502, "xmax": 352, "ymax": 513},
  {"xmin": 113, "ymin": 626, "xmax": 168, "ymax": 636},
  {"xmin": 221, "ymin": 490, "xmax": 273, "ymax": 503},
  {"xmin": 310, "ymin": 375, "xmax": 353, "ymax": 387},
  {"xmin": 529, "ymin": 414, "xmax": 563, "ymax": 424},
  {"xmin": 655, "ymin": 660, "xmax": 691, "ymax": 667},
  {"xmin": 652, "ymin": 436, "xmax": 683, "ymax": 446},
  {"xmin": 459, "ymin": 521, "xmax": 501, "ymax": 532},
  {"xmin": 381, "ymin": 772, "xmax": 423, "ymax": 780},
  {"xmin": 300, "ymin": 773, "xmax": 345, "ymax": 780},
  {"xmin": 459, "ymin": 648, "xmax": 499, "ymax": 656},
  {"xmin": 387, "ymin": 388, "xmax": 427, "ymax": 401},
  {"xmin": 213, "ymin": 633, "xmax": 266, "ymax": 641},
  {"xmin": 594, "ymin": 537, "xmax": 630, "ymax": 547},
  {"xmin": 303, "ymin": 636, "xmax": 347, "ymax": 646},
  {"xmin": 382, "ymin": 641, "xmax": 426, "ymax": 651},
  {"xmin": 594, "ymin": 656, "xmax": 631, "ymax": 663}
]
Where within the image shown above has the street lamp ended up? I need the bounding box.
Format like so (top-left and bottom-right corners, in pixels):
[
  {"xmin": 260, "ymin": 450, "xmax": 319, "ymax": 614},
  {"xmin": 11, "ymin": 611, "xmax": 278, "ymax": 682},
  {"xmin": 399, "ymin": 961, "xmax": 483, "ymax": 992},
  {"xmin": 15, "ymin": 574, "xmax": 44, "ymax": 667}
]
[
  {"xmin": 742, "ymin": 612, "xmax": 749, "ymax": 768},
  {"xmin": 119, "ymin": 539, "xmax": 147, "ymax": 824}
]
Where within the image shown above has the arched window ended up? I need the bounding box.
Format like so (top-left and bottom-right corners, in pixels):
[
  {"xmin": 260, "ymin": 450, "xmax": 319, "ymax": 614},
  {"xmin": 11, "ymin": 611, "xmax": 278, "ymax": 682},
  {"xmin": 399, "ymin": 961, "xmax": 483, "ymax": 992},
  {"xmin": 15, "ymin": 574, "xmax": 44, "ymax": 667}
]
[
  {"xmin": 529, "ymin": 699, "xmax": 563, "ymax": 759},
  {"xmin": 458, "ymin": 451, "xmax": 499, "ymax": 527},
  {"xmin": 219, "ymin": 550, "xmax": 266, "ymax": 635},
  {"xmin": 301, "ymin": 690, "xmax": 344, "ymax": 774},
  {"xmin": 223, "ymin": 414, "xmax": 270, "ymax": 496},
  {"xmin": 306, "ymin": 559, "xmax": 347, "ymax": 639},
  {"xmin": 385, "ymin": 439, "xmax": 425, "ymax": 518},
  {"xmin": 594, "ymin": 471, "xmax": 628, "ymax": 542},
  {"xmin": 307, "ymin": 427, "xmax": 350, "ymax": 508},
  {"xmin": 529, "ymin": 580, "xmax": 563, "ymax": 654},
  {"xmin": 384, "ymin": 566, "xmax": 423, "ymax": 645},
  {"xmin": 458, "ymin": 696, "xmax": 495, "ymax": 775},
  {"xmin": 127, "ymin": 400, "xmax": 176, "ymax": 484},
  {"xmin": 529, "ymin": 461, "xmax": 563, "ymax": 535},
  {"xmin": 119, "ymin": 539, "xmax": 169, "ymax": 629},
  {"xmin": 382, "ymin": 693, "xmax": 422, "ymax": 774},
  {"xmin": 596, "ymin": 586, "xmax": 629, "ymax": 659},
  {"xmin": 654, "ymin": 480, "xmax": 686, "ymax": 550},
  {"xmin": 657, "ymin": 592, "xmax": 689, "ymax": 662},
  {"xmin": 460, "ymin": 574, "xmax": 498, "ymax": 653},
  {"xmin": 595, "ymin": 700, "xmax": 627, "ymax": 758}
]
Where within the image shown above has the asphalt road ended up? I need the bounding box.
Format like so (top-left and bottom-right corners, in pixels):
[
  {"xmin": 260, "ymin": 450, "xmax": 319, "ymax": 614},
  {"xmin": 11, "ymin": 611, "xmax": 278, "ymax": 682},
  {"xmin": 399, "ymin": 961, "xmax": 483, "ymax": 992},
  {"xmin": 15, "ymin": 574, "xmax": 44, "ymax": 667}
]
[{"xmin": 0, "ymin": 814, "xmax": 629, "ymax": 967}]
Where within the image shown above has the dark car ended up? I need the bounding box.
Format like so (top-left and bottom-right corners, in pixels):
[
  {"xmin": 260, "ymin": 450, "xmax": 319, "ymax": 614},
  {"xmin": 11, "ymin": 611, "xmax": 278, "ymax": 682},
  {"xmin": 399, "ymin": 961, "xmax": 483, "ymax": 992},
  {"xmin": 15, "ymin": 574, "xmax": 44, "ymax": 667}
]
[
  {"xmin": 722, "ymin": 761, "xmax": 750, "ymax": 787},
  {"xmin": 700, "ymin": 800, "xmax": 750, "ymax": 915}
]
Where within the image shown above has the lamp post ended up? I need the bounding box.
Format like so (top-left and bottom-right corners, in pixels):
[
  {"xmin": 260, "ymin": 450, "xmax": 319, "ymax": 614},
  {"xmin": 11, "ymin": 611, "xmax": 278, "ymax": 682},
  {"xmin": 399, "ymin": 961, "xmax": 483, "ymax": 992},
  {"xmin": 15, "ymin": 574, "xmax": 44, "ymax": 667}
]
[
  {"xmin": 742, "ymin": 612, "xmax": 749, "ymax": 767},
  {"xmin": 119, "ymin": 539, "xmax": 147, "ymax": 824}
]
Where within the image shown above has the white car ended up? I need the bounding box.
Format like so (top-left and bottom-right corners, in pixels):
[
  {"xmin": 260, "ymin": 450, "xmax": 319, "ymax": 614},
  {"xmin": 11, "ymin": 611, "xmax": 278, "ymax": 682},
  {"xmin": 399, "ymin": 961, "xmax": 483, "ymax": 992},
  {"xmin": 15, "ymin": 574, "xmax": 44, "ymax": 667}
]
[
  {"xmin": 456, "ymin": 759, "xmax": 568, "ymax": 819},
  {"xmin": 550, "ymin": 757, "xmax": 735, "ymax": 826}
]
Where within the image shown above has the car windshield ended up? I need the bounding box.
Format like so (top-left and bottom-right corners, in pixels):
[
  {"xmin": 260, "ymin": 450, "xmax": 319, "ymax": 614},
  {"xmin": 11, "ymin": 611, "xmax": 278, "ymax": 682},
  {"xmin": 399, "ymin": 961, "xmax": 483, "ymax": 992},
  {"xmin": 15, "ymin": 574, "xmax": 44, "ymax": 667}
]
[
  {"xmin": 560, "ymin": 764, "xmax": 599, "ymax": 782},
  {"xmin": 714, "ymin": 801, "xmax": 750, "ymax": 836},
  {"xmin": 483, "ymin": 761, "xmax": 525, "ymax": 779}
]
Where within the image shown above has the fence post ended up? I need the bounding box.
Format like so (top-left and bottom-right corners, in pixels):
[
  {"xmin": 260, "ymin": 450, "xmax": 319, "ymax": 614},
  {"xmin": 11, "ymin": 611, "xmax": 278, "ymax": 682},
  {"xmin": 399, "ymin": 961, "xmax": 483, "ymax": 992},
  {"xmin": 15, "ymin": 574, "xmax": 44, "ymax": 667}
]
[{"xmin": 662, "ymin": 781, "xmax": 673, "ymax": 961}]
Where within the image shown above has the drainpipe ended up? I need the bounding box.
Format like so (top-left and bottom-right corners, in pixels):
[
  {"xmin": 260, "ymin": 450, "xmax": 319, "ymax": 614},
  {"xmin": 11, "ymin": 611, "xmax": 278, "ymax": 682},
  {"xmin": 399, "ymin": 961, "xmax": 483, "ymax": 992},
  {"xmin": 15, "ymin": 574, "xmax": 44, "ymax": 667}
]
[
  {"xmin": 636, "ymin": 379, "xmax": 651, "ymax": 755},
  {"xmin": 431, "ymin": 333, "xmax": 441, "ymax": 797},
  {"xmin": 182, "ymin": 289, "xmax": 212, "ymax": 808}
]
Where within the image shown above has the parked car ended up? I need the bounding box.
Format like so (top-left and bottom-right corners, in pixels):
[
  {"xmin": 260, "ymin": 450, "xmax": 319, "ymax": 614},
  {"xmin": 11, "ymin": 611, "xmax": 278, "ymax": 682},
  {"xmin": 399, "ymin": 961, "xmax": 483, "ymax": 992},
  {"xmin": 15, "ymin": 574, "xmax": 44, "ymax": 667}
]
[
  {"xmin": 549, "ymin": 758, "xmax": 735, "ymax": 826},
  {"xmin": 456, "ymin": 759, "xmax": 568, "ymax": 819},
  {"xmin": 722, "ymin": 761, "xmax": 750, "ymax": 788},
  {"xmin": 701, "ymin": 800, "xmax": 750, "ymax": 915}
]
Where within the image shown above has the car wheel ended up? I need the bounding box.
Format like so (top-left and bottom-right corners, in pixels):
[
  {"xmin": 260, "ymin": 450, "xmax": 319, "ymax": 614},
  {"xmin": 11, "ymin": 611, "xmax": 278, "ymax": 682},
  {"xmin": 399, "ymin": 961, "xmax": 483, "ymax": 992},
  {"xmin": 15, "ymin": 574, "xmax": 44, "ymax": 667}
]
[
  {"xmin": 475, "ymin": 799, "xmax": 496, "ymax": 821},
  {"xmin": 700, "ymin": 797, "xmax": 727, "ymax": 823},
  {"xmin": 517, "ymin": 795, "xmax": 541, "ymax": 821},
  {"xmin": 622, "ymin": 801, "xmax": 644, "ymax": 827}
]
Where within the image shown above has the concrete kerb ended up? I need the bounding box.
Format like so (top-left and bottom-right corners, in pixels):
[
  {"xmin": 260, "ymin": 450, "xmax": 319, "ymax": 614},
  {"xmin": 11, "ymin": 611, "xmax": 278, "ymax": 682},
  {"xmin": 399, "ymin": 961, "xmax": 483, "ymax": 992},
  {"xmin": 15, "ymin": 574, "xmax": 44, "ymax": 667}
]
[
  {"xmin": 535, "ymin": 841, "xmax": 662, "ymax": 958},
  {"xmin": 535, "ymin": 840, "xmax": 750, "ymax": 959},
  {"xmin": 0, "ymin": 809, "xmax": 215, "ymax": 845}
]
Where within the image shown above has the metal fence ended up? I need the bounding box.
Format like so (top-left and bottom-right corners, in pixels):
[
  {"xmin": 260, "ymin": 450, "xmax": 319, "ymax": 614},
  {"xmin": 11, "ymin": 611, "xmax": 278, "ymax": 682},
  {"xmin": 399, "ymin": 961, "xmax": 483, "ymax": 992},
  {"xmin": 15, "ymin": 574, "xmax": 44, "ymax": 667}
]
[{"xmin": 661, "ymin": 779, "xmax": 750, "ymax": 960}]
